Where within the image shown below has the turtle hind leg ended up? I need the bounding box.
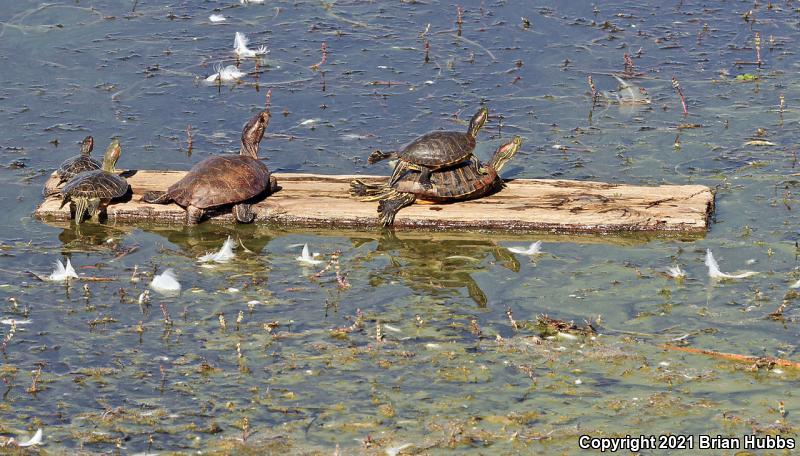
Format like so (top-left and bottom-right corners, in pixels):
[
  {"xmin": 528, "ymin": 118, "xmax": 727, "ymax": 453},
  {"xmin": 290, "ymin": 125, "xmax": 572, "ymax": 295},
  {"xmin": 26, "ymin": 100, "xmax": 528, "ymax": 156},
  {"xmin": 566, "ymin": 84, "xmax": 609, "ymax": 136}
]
[
  {"xmin": 418, "ymin": 167, "xmax": 433, "ymax": 190},
  {"xmin": 368, "ymin": 150, "xmax": 396, "ymax": 164},
  {"xmin": 233, "ymin": 203, "xmax": 255, "ymax": 223},
  {"xmin": 268, "ymin": 175, "xmax": 279, "ymax": 193},
  {"xmin": 186, "ymin": 205, "xmax": 204, "ymax": 225},
  {"xmin": 377, "ymin": 192, "xmax": 416, "ymax": 227},
  {"xmin": 142, "ymin": 191, "xmax": 173, "ymax": 204}
]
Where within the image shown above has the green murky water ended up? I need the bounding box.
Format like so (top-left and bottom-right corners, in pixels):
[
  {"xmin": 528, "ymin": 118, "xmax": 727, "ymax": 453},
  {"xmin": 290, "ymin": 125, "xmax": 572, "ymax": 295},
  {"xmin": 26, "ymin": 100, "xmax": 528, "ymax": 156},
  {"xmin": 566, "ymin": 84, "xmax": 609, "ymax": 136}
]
[{"xmin": 2, "ymin": 0, "xmax": 800, "ymax": 453}]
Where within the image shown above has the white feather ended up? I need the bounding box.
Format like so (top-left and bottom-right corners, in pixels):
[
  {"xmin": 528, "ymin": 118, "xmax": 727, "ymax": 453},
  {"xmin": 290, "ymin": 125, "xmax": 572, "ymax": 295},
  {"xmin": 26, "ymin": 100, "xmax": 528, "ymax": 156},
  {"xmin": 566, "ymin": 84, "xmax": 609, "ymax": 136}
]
[
  {"xmin": 48, "ymin": 258, "xmax": 78, "ymax": 281},
  {"xmin": 790, "ymin": 278, "xmax": 800, "ymax": 289},
  {"xmin": 241, "ymin": 0, "xmax": 265, "ymax": 4},
  {"xmin": 209, "ymin": 14, "xmax": 226, "ymax": 22},
  {"xmin": 234, "ymin": 32, "xmax": 267, "ymax": 58},
  {"xmin": 705, "ymin": 249, "xmax": 758, "ymax": 280},
  {"xmin": 508, "ymin": 241, "xmax": 542, "ymax": 255},
  {"xmin": 17, "ymin": 428, "xmax": 43, "ymax": 447},
  {"xmin": 198, "ymin": 236, "xmax": 236, "ymax": 263},
  {"xmin": 296, "ymin": 243, "xmax": 322, "ymax": 265},
  {"xmin": 666, "ymin": 265, "xmax": 685, "ymax": 279},
  {"xmin": 386, "ymin": 444, "xmax": 413, "ymax": 456},
  {"xmin": 150, "ymin": 269, "xmax": 182, "ymax": 294},
  {"xmin": 205, "ymin": 65, "xmax": 246, "ymax": 83},
  {"xmin": 1, "ymin": 319, "xmax": 31, "ymax": 325}
]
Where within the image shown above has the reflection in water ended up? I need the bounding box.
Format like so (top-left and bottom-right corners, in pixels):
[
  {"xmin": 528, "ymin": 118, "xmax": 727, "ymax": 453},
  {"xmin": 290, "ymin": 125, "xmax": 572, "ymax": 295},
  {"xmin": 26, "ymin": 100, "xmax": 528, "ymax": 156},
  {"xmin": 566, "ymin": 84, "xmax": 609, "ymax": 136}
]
[{"xmin": 363, "ymin": 232, "xmax": 520, "ymax": 307}]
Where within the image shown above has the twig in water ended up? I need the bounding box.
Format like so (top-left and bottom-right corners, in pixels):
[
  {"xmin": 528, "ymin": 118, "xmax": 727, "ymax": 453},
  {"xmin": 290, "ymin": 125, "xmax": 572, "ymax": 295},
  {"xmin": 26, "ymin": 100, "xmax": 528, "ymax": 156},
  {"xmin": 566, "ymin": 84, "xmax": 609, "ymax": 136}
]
[
  {"xmin": 660, "ymin": 344, "xmax": 800, "ymax": 369},
  {"xmin": 587, "ymin": 74, "xmax": 598, "ymax": 105},
  {"xmin": 265, "ymin": 88, "xmax": 272, "ymax": 112},
  {"xmin": 186, "ymin": 124, "xmax": 193, "ymax": 156},
  {"xmin": 310, "ymin": 42, "xmax": 328, "ymax": 71},
  {"xmin": 506, "ymin": 307, "xmax": 519, "ymax": 330},
  {"xmin": 159, "ymin": 364, "xmax": 166, "ymax": 392},
  {"xmin": 755, "ymin": 32, "xmax": 762, "ymax": 65},
  {"xmin": 623, "ymin": 53, "xmax": 634, "ymax": 77},
  {"xmin": 160, "ymin": 302, "xmax": 172, "ymax": 326},
  {"xmin": 423, "ymin": 39, "xmax": 430, "ymax": 63},
  {"xmin": 455, "ymin": 5, "xmax": 463, "ymax": 36},
  {"xmin": 672, "ymin": 76, "xmax": 688, "ymax": 116}
]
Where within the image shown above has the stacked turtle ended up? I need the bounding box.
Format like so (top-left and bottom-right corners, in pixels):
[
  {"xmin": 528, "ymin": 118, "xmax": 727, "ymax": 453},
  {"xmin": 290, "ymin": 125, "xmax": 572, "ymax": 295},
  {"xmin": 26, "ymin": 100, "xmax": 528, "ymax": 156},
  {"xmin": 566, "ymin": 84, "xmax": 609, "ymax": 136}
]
[
  {"xmin": 352, "ymin": 107, "xmax": 523, "ymax": 226},
  {"xmin": 43, "ymin": 136, "xmax": 100, "ymax": 197}
]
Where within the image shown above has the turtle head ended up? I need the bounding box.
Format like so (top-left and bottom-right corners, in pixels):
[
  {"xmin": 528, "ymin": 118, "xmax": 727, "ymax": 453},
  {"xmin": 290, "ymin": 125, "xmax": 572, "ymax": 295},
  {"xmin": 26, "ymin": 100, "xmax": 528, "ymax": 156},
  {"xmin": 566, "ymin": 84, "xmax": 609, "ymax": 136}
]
[
  {"xmin": 489, "ymin": 136, "xmax": 521, "ymax": 173},
  {"xmin": 240, "ymin": 110, "xmax": 271, "ymax": 158},
  {"xmin": 467, "ymin": 106, "xmax": 489, "ymax": 138},
  {"xmin": 80, "ymin": 136, "xmax": 94, "ymax": 156},
  {"xmin": 101, "ymin": 139, "xmax": 121, "ymax": 172}
]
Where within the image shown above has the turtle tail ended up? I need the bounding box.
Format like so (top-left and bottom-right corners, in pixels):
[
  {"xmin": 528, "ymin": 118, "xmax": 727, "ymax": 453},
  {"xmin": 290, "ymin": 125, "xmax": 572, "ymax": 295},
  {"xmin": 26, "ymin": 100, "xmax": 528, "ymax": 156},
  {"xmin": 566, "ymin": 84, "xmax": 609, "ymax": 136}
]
[
  {"xmin": 368, "ymin": 150, "xmax": 395, "ymax": 164},
  {"xmin": 377, "ymin": 191, "xmax": 416, "ymax": 227},
  {"xmin": 142, "ymin": 191, "xmax": 173, "ymax": 204}
]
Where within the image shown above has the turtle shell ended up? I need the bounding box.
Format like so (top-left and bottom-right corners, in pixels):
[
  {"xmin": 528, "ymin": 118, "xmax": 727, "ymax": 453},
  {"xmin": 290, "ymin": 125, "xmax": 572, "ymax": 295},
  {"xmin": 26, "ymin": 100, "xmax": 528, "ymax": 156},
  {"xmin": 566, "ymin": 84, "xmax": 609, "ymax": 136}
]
[
  {"xmin": 60, "ymin": 170, "xmax": 129, "ymax": 200},
  {"xmin": 57, "ymin": 155, "xmax": 101, "ymax": 183},
  {"xmin": 397, "ymin": 131, "xmax": 476, "ymax": 169},
  {"xmin": 392, "ymin": 159, "xmax": 501, "ymax": 202},
  {"xmin": 166, "ymin": 155, "xmax": 270, "ymax": 209}
]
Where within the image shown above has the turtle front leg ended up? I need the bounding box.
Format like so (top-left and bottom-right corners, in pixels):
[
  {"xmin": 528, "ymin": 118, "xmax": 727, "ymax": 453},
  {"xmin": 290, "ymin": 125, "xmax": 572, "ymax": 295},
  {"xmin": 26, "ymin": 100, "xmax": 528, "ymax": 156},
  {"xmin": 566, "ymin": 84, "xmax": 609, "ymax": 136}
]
[
  {"xmin": 186, "ymin": 205, "xmax": 204, "ymax": 225},
  {"xmin": 233, "ymin": 203, "xmax": 255, "ymax": 223},
  {"xmin": 88, "ymin": 198, "xmax": 102, "ymax": 223},
  {"xmin": 73, "ymin": 197, "xmax": 89, "ymax": 224}
]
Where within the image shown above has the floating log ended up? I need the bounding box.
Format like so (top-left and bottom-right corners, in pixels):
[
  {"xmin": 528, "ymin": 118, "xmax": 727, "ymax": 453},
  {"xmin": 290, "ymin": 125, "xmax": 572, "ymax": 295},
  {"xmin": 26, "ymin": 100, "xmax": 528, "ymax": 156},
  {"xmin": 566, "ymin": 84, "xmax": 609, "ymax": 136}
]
[{"xmin": 35, "ymin": 170, "xmax": 714, "ymax": 233}]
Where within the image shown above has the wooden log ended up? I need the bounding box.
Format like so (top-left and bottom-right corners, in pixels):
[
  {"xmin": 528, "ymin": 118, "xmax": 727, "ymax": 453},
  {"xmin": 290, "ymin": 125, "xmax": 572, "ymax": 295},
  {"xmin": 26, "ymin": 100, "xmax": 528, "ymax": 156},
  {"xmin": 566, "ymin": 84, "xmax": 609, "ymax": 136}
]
[{"xmin": 34, "ymin": 170, "xmax": 714, "ymax": 233}]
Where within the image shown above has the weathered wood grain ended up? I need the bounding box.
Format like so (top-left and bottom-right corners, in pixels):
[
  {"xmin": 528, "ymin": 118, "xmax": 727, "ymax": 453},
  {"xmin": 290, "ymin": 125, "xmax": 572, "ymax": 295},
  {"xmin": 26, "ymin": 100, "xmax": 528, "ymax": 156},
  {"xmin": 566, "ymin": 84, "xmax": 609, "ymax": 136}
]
[{"xmin": 35, "ymin": 170, "xmax": 714, "ymax": 233}]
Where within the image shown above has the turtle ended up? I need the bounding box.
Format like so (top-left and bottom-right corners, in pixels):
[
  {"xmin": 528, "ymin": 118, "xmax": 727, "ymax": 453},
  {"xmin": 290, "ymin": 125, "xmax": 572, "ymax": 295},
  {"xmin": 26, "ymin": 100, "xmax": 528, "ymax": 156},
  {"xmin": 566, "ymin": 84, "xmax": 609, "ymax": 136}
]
[
  {"xmin": 142, "ymin": 110, "xmax": 276, "ymax": 224},
  {"xmin": 351, "ymin": 135, "xmax": 522, "ymax": 227},
  {"xmin": 59, "ymin": 139, "xmax": 129, "ymax": 224},
  {"xmin": 43, "ymin": 136, "xmax": 101, "ymax": 196},
  {"xmin": 368, "ymin": 107, "xmax": 489, "ymax": 190}
]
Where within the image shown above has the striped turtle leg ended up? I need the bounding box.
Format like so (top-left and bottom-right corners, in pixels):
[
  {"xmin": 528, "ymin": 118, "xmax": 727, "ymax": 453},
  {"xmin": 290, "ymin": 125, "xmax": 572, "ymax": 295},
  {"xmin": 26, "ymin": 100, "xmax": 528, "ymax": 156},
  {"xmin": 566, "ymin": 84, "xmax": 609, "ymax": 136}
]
[
  {"xmin": 186, "ymin": 205, "xmax": 204, "ymax": 225},
  {"xmin": 73, "ymin": 197, "xmax": 89, "ymax": 224},
  {"xmin": 233, "ymin": 203, "xmax": 255, "ymax": 223},
  {"xmin": 88, "ymin": 197, "xmax": 102, "ymax": 222},
  {"xmin": 377, "ymin": 191, "xmax": 416, "ymax": 227}
]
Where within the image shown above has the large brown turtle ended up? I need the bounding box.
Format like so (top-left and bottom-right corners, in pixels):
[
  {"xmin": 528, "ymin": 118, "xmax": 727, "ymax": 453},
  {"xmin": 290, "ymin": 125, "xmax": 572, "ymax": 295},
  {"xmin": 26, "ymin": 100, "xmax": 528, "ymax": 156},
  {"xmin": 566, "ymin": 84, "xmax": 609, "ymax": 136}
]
[
  {"xmin": 43, "ymin": 136, "xmax": 101, "ymax": 196},
  {"xmin": 352, "ymin": 136, "xmax": 521, "ymax": 226},
  {"xmin": 60, "ymin": 139, "xmax": 129, "ymax": 224},
  {"xmin": 142, "ymin": 110, "xmax": 276, "ymax": 224},
  {"xmin": 368, "ymin": 107, "xmax": 489, "ymax": 190}
]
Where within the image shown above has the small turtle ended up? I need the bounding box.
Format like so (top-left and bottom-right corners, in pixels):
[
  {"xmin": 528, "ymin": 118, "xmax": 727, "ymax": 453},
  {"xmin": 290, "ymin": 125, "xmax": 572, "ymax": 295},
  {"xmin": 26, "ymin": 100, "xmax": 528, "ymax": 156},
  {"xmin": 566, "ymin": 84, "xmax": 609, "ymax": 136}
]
[
  {"xmin": 43, "ymin": 136, "xmax": 101, "ymax": 196},
  {"xmin": 142, "ymin": 110, "xmax": 276, "ymax": 224},
  {"xmin": 60, "ymin": 139, "xmax": 129, "ymax": 224},
  {"xmin": 352, "ymin": 136, "xmax": 521, "ymax": 227},
  {"xmin": 368, "ymin": 107, "xmax": 489, "ymax": 190}
]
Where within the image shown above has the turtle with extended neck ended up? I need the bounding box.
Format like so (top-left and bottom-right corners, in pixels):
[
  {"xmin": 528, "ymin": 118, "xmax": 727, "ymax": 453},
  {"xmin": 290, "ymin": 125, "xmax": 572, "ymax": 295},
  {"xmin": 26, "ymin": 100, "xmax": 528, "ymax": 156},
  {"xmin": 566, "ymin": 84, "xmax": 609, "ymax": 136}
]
[
  {"xmin": 142, "ymin": 110, "xmax": 276, "ymax": 224},
  {"xmin": 44, "ymin": 136, "xmax": 101, "ymax": 196},
  {"xmin": 352, "ymin": 136, "xmax": 522, "ymax": 226},
  {"xmin": 368, "ymin": 107, "xmax": 489, "ymax": 190},
  {"xmin": 59, "ymin": 139, "xmax": 129, "ymax": 224}
]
